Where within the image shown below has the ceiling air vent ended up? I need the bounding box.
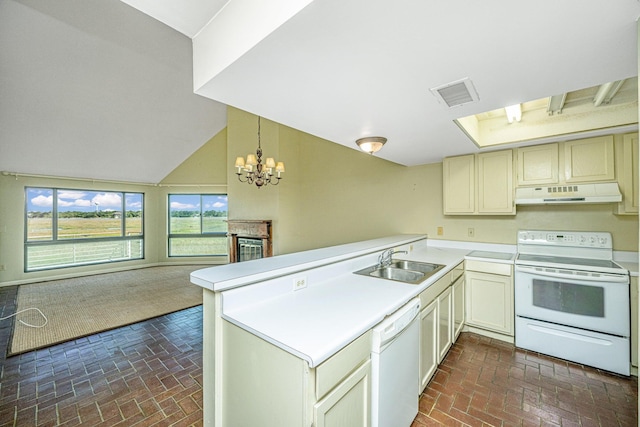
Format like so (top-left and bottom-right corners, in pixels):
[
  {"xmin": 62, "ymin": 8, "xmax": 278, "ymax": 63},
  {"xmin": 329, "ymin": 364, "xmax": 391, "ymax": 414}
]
[{"xmin": 430, "ymin": 77, "xmax": 479, "ymax": 107}]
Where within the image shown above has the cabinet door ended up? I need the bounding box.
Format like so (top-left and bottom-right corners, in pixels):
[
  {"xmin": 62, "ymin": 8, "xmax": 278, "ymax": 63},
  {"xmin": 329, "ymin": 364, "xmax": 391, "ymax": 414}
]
[
  {"xmin": 621, "ymin": 133, "xmax": 639, "ymax": 214},
  {"xmin": 631, "ymin": 276, "xmax": 638, "ymax": 368},
  {"xmin": 465, "ymin": 271, "xmax": 513, "ymax": 335},
  {"xmin": 314, "ymin": 359, "xmax": 371, "ymax": 427},
  {"xmin": 437, "ymin": 287, "xmax": 453, "ymax": 362},
  {"xmin": 443, "ymin": 154, "xmax": 475, "ymax": 214},
  {"xmin": 419, "ymin": 299, "xmax": 438, "ymax": 391},
  {"xmin": 477, "ymin": 150, "xmax": 514, "ymax": 214},
  {"xmin": 517, "ymin": 143, "xmax": 559, "ymax": 185},
  {"xmin": 452, "ymin": 276, "xmax": 464, "ymax": 341},
  {"xmin": 564, "ymin": 136, "xmax": 615, "ymax": 183}
]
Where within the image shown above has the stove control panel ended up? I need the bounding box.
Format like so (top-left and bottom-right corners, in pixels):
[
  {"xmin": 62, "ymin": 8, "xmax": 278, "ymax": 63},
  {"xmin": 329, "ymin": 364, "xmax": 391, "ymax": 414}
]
[{"xmin": 517, "ymin": 230, "xmax": 612, "ymax": 249}]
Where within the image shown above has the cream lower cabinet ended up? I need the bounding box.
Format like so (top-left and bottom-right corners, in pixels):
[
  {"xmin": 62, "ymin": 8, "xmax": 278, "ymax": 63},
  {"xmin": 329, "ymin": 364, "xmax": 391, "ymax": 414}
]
[
  {"xmin": 452, "ymin": 275, "xmax": 465, "ymax": 340},
  {"xmin": 419, "ymin": 299, "xmax": 438, "ymax": 391},
  {"xmin": 314, "ymin": 360, "xmax": 371, "ymax": 427},
  {"xmin": 222, "ymin": 321, "xmax": 371, "ymax": 427},
  {"xmin": 437, "ymin": 287, "xmax": 453, "ymax": 362},
  {"xmin": 419, "ymin": 262, "xmax": 464, "ymax": 390},
  {"xmin": 465, "ymin": 260, "xmax": 514, "ymax": 338}
]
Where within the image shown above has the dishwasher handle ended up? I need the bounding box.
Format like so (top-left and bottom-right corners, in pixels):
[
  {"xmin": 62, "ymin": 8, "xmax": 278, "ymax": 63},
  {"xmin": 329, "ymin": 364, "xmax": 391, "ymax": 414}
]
[{"xmin": 372, "ymin": 298, "xmax": 421, "ymax": 351}]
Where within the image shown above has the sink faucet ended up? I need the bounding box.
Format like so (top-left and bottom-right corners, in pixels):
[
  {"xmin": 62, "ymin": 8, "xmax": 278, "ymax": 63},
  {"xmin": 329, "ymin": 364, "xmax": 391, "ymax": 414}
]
[{"xmin": 377, "ymin": 248, "xmax": 408, "ymax": 268}]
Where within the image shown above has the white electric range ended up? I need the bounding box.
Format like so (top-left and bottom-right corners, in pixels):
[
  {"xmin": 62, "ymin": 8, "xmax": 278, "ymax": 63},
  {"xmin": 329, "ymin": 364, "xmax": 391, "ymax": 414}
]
[{"xmin": 514, "ymin": 230, "xmax": 630, "ymax": 375}]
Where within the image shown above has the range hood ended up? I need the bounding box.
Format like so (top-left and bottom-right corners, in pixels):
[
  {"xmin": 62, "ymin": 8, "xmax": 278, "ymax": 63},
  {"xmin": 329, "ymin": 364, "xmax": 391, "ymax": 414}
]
[{"xmin": 515, "ymin": 182, "xmax": 622, "ymax": 205}]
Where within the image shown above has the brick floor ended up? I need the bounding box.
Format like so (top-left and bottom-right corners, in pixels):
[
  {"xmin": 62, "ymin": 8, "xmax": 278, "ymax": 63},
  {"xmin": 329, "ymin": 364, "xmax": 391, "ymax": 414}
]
[
  {"xmin": 0, "ymin": 284, "xmax": 637, "ymax": 426},
  {"xmin": 0, "ymin": 285, "xmax": 203, "ymax": 427},
  {"xmin": 414, "ymin": 333, "xmax": 638, "ymax": 427}
]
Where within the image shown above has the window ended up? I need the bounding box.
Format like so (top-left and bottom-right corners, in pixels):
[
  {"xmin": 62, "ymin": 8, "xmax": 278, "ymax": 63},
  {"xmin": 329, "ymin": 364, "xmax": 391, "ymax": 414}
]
[
  {"xmin": 168, "ymin": 194, "xmax": 228, "ymax": 257},
  {"xmin": 25, "ymin": 187, "xmax": 144, "ymax": 271}
]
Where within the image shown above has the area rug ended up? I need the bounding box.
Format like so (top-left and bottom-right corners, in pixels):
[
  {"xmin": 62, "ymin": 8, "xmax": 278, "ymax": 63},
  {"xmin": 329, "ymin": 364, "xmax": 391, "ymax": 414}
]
[{"xmin": 9, "ymin": 265, "xmax": 205, "ymax": 356}]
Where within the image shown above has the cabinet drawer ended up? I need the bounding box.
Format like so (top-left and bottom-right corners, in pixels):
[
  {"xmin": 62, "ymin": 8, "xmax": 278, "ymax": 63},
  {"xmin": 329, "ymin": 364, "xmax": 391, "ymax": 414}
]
[
  {"xmin": 449, "ymin": 262, "xmax": 464, "ymax": 283},
  {"xmin": 419, "ymin": 275, "xmax": 450, "ymax": 308},
  {"xmin": 315, "ymin": 330, "xmax": 371, "ymax": 400},
  {"xmin": 465, "ymin": 260, "xmax": 512, "ymax": 276}
]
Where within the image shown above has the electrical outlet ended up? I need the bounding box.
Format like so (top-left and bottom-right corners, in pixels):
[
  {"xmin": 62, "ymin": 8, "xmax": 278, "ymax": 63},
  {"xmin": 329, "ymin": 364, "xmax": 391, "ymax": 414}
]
[
  {"xmin": 293, "ymin": 276, "xmax": 307, "ymax": 291},
  {"xmin": 437, "ymin": 226, "xmax": 444, "ymax": 236},
  {"xmin": 468, "ymin": 228, "xmax": 475, "ymax": 238}
]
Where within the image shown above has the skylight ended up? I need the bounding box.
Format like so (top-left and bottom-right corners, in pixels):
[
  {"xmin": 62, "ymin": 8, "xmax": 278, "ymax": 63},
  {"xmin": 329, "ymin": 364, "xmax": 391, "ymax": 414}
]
[{"xmin": 455, "ymin": 77, "xmax": 639, "ymax": 148}]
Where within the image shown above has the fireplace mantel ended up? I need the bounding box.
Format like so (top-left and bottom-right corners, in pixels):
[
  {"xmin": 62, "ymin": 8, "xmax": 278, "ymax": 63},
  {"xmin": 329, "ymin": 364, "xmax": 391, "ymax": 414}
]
[{"xmin": 227, "ymin": 220, "xmax": 272, "ymax": 263}]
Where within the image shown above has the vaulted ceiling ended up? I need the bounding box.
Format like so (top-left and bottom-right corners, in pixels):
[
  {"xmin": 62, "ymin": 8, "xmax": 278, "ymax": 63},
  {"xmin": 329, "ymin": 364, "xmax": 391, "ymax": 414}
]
[{"xmin": 1, "ymin": 0, "xmax": 639, "ymax": 183}]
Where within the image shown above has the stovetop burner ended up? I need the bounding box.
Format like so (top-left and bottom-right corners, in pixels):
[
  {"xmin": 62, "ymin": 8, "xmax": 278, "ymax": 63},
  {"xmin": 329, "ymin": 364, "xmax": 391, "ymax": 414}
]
[
  {"xmin": 515, "ymin": 253, "xmax": 626, "ymax": 274},
  {"xmin": 515, "ymin": 230, "xmax": 628, "ymax": 275}
]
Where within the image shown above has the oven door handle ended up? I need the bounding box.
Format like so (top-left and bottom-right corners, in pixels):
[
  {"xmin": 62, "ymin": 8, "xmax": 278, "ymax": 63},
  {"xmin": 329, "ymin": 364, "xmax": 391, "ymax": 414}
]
[{"xmin": 515, "ymin": 265, "xmax": 629, "ymax": 283}]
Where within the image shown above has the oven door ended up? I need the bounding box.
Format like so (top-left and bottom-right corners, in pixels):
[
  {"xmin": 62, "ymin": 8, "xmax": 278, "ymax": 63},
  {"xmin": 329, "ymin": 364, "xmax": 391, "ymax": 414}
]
[{"xmin": 515, "ymin": 265, "xmax": 629, "ymax": 337}]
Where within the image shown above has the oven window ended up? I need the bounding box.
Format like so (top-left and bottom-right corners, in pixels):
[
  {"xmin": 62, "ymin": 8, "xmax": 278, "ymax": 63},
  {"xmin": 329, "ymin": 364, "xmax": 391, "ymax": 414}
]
[{"xmin": 532, "ymin": 279, "xmax": 605, "ymax": 317}]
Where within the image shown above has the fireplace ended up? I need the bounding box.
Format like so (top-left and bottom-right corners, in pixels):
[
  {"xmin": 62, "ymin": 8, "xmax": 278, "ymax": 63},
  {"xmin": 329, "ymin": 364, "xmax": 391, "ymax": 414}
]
[{"xmin": 227, "ymin": 220, "xmax": 272, "ymax": 263}]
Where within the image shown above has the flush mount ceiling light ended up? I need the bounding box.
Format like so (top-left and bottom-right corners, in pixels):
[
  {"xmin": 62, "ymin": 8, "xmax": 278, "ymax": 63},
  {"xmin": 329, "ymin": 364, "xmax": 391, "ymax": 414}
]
[
  {"xmin": 234, "ymin": 117, "xmax": 284, "ymax": 188},
  {"xmin": 504, "ymin": 104, "xmax": 522, "ymax": 123},
  {"xmin": 356, "ymin": 136, "xmax": 387, "ymax": 154}
]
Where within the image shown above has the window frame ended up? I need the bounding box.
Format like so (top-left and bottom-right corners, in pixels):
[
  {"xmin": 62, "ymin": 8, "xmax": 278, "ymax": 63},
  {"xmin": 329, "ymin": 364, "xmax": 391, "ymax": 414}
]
[
  {"xmin": 24, "ymin": 187, "xmax": 145, "ymax": 272},
  {"xmin": 167, "ymin": 193, "xmax": 228, "ymax": 258}
]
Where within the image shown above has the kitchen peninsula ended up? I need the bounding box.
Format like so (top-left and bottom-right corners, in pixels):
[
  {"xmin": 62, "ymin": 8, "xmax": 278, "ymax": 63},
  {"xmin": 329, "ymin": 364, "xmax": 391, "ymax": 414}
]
[{"xmin": 190, "ymin": 234, "xmax": 469, "ymax": 427}]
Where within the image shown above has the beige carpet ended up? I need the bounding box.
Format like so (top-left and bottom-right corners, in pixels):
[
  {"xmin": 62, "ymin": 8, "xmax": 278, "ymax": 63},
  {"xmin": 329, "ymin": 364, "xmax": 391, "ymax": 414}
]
[{"xmin": 9, "ymin": 265, "xmax": 205, "ymax": 355}]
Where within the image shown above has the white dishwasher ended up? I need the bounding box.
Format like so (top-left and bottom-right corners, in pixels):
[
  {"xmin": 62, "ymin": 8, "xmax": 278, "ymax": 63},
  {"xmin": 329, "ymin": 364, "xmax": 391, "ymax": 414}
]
[{"xmin": 371, "ymin": 297, "xmax": 421, "ymax": 427}]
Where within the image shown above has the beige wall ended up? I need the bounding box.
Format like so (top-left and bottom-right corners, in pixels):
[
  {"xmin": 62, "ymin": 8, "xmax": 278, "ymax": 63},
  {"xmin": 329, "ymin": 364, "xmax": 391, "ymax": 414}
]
[
  {"xmin": 227, "ymin": 107, "xmax": 639, "ymax": 254},
  {"xmin": 1, "ymin": 107, "xmax": 637, "ymax": 285},
  {"xmin": 226, "ymin": 107, "xmax": 420, "ymax": 255},
  {"xmin": 158, "ymin": 129, "xmax": 228, "ymax": 264}
]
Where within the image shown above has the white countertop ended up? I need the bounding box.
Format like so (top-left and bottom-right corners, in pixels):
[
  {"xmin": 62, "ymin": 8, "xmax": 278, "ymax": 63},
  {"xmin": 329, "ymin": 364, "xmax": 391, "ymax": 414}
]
[
  {"xmin": 221, "ymin": 244, "xmax": 468, "ymax": 367},
  {"xmin": 194, "ymin": 234, "xmax": 637, "ymax": 367},
  {"xmin": 190, "ymin": 234, "xmax": 428, "ymax": 291}
]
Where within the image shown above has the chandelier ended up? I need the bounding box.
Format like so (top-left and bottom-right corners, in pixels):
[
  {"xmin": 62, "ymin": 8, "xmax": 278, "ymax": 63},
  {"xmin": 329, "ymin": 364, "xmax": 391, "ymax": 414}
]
[{"xmin": 234, "ymin": 117, "xmax": 285, "ymax": 188}]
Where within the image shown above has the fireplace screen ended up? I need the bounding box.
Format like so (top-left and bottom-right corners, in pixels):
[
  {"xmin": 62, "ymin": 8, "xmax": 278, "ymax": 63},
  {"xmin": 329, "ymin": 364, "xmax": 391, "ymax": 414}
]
[{"xmin": 237, "ymin": 238, "xmax": 264, "ymax": 262}]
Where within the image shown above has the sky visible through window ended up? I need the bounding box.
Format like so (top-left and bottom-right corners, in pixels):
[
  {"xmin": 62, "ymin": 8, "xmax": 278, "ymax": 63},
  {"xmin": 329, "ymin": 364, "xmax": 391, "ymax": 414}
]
[
  {"xmin": 26, "ymin": 188, "xmax": 142, "ymax": 213},
  {"xmin": 169, "ymin": 194, "xmax": 228, "ymax": 213}
]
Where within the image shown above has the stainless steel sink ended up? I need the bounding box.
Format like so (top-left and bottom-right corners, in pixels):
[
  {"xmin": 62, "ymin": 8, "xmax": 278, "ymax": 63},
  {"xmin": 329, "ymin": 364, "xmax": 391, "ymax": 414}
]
[
  {"xmin": 354, "ymin": 260, "xmax": 445, "ymax": 284},
  {"xmin": 387, "ymin": 260, "xmax": 444, "ymax": 274}
]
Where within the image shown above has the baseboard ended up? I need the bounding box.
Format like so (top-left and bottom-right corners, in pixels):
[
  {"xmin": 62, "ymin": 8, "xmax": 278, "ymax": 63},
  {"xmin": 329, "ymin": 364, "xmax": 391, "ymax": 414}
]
[
  {"xmin": 0, "ymin": 261, "xmax": 224, "ymax": 288},
  {"xmin": 462, "ymin": 325, "xmax": 514, "ymax": 344}
]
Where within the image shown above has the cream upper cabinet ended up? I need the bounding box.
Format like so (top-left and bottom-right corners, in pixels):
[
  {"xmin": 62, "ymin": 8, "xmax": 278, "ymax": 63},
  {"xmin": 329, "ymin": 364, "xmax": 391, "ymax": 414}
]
[
  {"xmin": 477, "ymin": 150, "xmax": 515, "ymax": 214},
  {"xmin": 517, "ymin": 143, "xmax": 559, "ymax": 186},
  {"xmin": 443, "ymin": 150, "xmax": 515, "ymax": 215},
  {"xmin": 616, "ymin": 133, "xmax": 639, "ymax": 215},
  {"xmin": 443, "ymin": 154, "xmax": 475, "ymax": 214},
  {"xmin": 564, "ymin": 135, "xmax": 615, "ymax": 183}
]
